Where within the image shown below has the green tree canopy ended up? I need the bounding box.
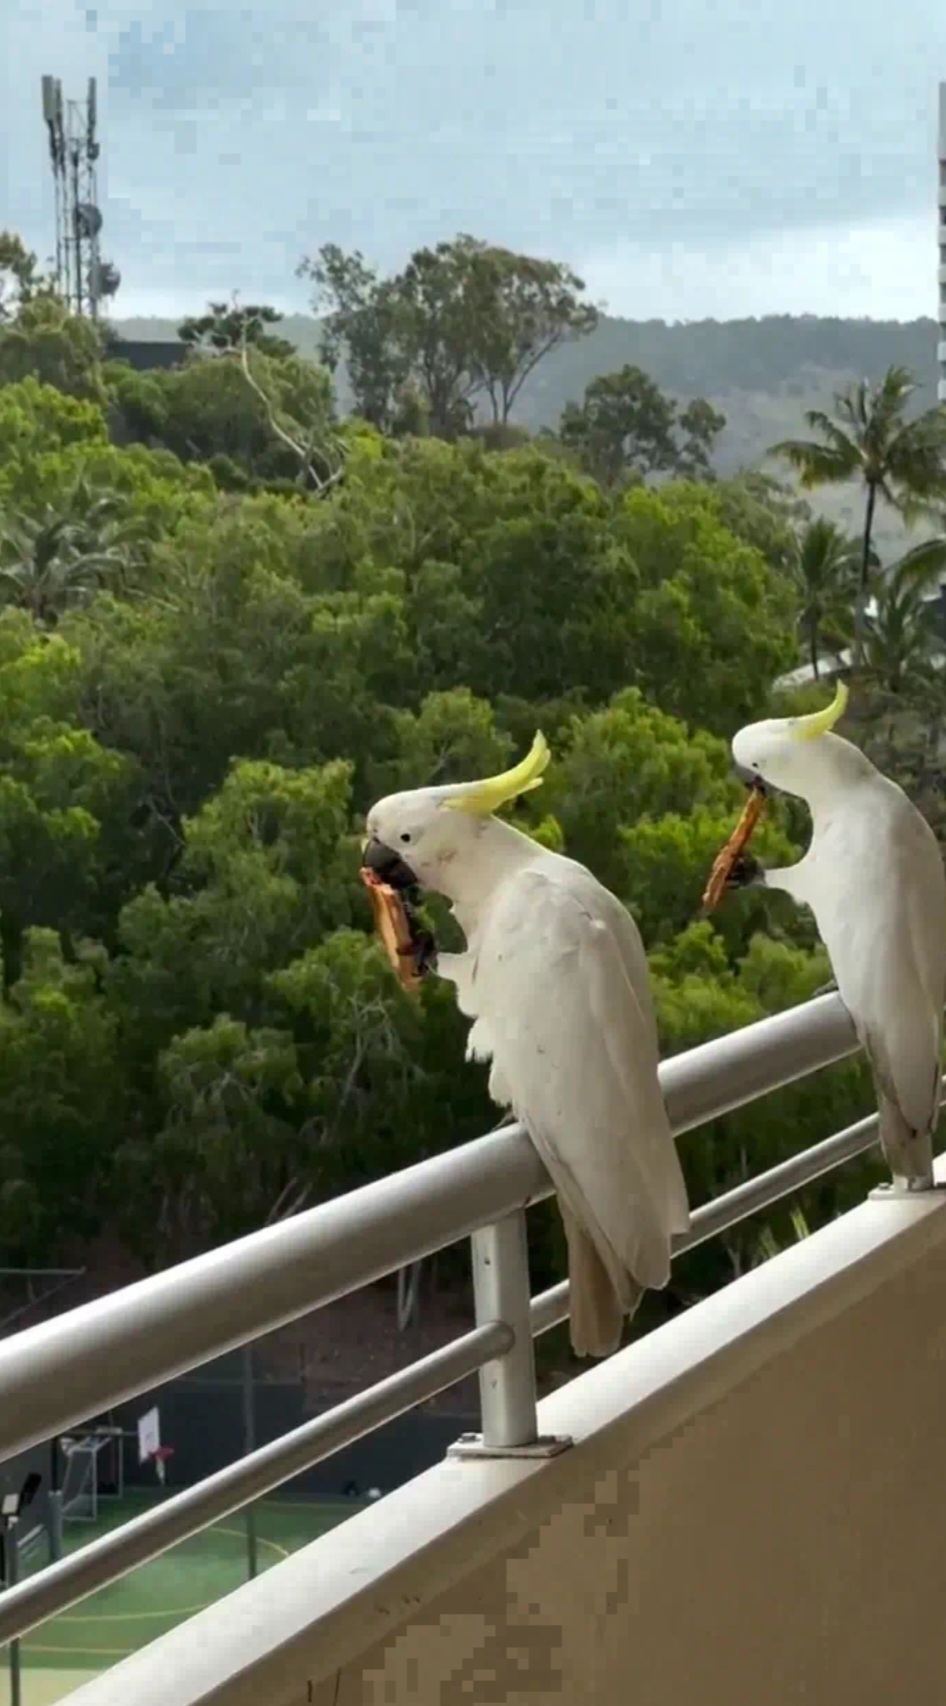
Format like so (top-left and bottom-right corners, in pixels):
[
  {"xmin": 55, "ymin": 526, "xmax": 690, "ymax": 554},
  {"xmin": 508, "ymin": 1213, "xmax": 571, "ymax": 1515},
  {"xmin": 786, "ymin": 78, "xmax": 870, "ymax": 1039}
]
[
  {"xmin": 301, "ymin": 235, "xmax": 597, "ymax": 436},
  {"xmin": 560, "ymin": 364, "xmax": 726, "ymax": 486},
  {"xmin": 0, "ymin": 268, "xmax": 908, "ymax": 1338},
  {"xmin": 0, "ymin": 295, "xmax": 105, "ymax": 398}
]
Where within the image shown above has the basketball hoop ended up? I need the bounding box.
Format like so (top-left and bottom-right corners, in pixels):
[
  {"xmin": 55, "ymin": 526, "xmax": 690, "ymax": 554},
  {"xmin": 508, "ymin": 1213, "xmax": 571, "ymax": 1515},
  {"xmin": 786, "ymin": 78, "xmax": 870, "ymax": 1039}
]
[{"xmin": 149, "ymin": 1446, "xmax": 175, "ymax": 1487}]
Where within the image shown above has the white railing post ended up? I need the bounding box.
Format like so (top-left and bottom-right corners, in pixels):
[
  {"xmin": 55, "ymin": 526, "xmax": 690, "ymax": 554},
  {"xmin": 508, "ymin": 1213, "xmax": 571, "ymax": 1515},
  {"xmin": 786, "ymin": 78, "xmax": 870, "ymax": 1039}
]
[
  {"xmin": 448, "ymin": 1212, "xmax": 571, "ymax": 1461},
  {"xmin": 473, "ymin": 1213, "xmax": 537, "ymax": 1448}
]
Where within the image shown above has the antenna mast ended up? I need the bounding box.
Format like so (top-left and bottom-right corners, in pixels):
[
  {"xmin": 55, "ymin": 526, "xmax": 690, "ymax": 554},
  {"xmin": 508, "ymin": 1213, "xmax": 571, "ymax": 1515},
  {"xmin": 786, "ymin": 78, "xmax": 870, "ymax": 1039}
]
[{"xmin": 40, "ymin": 74, "xmax": 120, "ymax": 318}]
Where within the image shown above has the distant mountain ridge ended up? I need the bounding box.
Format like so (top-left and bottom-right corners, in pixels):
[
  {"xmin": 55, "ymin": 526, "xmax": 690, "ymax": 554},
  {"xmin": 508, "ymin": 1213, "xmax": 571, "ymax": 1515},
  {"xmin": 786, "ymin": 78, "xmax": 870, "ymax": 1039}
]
[{"xmin": 111, "ymin": 312, "xmax": 943, "ymax": 556}]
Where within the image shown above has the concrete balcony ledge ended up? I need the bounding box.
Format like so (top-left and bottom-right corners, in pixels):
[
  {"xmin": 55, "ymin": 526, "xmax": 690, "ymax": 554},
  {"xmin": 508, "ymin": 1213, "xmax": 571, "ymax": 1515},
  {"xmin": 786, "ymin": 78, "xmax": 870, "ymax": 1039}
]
[{"xmin": 65, "ymin": 1167, "xmax": 946, "ymax": 1706}]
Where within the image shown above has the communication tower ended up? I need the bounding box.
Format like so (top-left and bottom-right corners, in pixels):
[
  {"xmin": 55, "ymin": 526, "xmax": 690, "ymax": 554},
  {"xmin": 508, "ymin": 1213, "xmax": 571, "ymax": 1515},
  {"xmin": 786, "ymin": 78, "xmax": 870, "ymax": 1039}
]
[{"xmin": 40, "ymin": 74, "xmax": 120, "ymax": 318}]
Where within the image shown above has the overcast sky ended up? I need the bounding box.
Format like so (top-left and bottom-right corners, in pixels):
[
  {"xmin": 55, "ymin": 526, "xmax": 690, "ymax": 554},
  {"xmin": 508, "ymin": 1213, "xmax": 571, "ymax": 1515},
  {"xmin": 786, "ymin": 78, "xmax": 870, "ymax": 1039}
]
[{"xmin": 2, "ymin": 0, "xmax": 945, "ymax": 323}]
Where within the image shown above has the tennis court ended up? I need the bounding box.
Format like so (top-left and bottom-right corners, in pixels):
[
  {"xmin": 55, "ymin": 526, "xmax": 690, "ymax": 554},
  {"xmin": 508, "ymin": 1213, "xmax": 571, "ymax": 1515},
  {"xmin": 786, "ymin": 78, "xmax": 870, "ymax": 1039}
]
[{"xmin": 13, "ymin": 1490, "xmax": 361, "ymax": 1706}]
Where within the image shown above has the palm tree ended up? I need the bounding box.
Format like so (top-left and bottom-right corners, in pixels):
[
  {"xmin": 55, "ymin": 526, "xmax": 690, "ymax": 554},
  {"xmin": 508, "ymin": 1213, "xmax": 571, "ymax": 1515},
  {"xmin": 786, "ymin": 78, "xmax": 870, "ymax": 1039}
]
[
  {"xmin": 770, "ymin": 366, "xmax": 946, "ymax": 666},
  {"xmin": 863, "ymin": 579, "xmax": 940, "ymax": 694},
  {"xmin": 884, "ymin": 528, "xmax": 946, "ymax": 601},
  {"xmin": 0, "ymin": 479, "xmax": 141, "ymax": 628},
  {"xmin": 786, "ymin": 517, "xmax": 862, "ymax": 679},
  {"xmin": 855, "ymin": 527, "xmax": 946, "ymax": 695},
  {"xmin": 0, "ymin": 508, "xmax": 130, "ymax": 627}
]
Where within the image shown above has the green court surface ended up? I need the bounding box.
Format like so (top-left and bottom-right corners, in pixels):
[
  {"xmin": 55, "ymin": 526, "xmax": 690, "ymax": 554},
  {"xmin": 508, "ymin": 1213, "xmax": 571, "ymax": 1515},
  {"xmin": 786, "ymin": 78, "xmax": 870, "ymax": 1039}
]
[{"xmin": 12, "ymin": 1490, "xmax": 360, "ymax": 1705}]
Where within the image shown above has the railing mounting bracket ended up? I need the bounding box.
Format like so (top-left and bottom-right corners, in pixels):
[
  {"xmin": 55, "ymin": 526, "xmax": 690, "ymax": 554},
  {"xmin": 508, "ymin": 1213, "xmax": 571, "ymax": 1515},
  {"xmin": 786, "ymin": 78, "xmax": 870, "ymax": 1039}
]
[
  {"xmin": 446, "ymin": 1431, "xmax": 573, "ymax": 1461},
  {"xmin": 868, "ymin": 1181, "xmax": 946, "ymax": 1202}
]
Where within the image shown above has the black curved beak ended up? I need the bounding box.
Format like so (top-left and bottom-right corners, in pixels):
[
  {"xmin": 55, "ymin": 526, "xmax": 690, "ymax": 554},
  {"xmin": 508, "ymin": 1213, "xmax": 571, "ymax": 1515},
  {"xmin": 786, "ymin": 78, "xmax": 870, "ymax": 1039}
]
[
  {"xmin": 733, "ymin": 765, "xmax": 769, "ymax": 797},
  {"xmin": 362, "ymin": 837, "xmax": 418, "ymax": 891}
]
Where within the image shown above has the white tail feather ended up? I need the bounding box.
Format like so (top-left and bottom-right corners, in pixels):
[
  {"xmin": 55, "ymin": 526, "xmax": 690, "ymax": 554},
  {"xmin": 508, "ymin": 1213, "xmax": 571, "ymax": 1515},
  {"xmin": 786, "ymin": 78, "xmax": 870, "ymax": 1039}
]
[
  {"xmin": 876, "ymin": 1085, "xmax": 935, "ymax": 1189},
  {"xmin": 560, "ymin": 1202, "xmax": 644, "ymax": 1359}
]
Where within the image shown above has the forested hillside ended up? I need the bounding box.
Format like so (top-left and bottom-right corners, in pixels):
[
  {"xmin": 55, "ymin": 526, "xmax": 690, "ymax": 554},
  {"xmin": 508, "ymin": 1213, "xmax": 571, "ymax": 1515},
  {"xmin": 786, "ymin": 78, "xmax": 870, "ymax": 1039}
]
[
  {"xmin": 114, "ymin": 309, "xmax": 941, "ymax": 411},
  {"xmin": 114, "ymin": 308, "xmax": 941, "ymax": 555}
]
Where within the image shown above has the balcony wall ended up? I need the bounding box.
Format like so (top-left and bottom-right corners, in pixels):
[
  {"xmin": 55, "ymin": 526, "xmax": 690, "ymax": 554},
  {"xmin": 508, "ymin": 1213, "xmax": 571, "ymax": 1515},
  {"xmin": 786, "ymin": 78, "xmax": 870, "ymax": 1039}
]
[{"xmin": 65, "ymin": 1178, "xmax": 946, "ymax": 1706}]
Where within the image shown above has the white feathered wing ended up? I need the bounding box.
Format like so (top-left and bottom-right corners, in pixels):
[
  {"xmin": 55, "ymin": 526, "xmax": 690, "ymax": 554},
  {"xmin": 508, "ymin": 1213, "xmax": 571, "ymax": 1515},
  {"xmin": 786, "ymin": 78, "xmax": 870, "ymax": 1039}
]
[
  {"xmin": 800, "ymin": 787, "xmax": 946, "ymax": 1186},
  {"xmin": 455, "ymin": 860, "xmax": 689, "ymax": 1357}
]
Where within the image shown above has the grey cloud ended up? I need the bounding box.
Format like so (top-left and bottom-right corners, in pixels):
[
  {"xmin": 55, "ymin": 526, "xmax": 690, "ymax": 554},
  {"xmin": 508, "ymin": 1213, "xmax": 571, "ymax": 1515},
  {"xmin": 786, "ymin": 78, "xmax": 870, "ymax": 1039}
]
[
  {"xmin": 2, "ymin": 0, "xmax": 945, "ymax": 315},
  {"xmin": 108, "ymin": 7, "xmax": 333, "ymax": 112}
]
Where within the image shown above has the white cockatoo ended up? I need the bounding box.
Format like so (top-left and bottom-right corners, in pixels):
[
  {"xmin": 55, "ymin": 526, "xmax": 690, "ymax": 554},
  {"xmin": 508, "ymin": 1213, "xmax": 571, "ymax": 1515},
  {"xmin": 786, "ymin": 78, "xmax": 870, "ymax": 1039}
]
[
  {"xmin": 363, "ymin": 733, "xmax": 690, "ymax": 1357},
  {"xmin": 728, "ymin": 680, "xmax": 946, "ymax": 1191}
]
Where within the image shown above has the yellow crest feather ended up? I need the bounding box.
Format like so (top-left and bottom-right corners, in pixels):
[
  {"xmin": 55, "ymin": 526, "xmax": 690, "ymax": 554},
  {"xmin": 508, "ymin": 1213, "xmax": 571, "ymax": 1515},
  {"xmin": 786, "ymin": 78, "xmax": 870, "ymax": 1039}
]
[
  {"xmin": 790, "ymin": 679, "xmax": 849, "ymax": 742},
  {"xmin": 441, "ymin": 730, "xmax": 551, "ymax": 817}
]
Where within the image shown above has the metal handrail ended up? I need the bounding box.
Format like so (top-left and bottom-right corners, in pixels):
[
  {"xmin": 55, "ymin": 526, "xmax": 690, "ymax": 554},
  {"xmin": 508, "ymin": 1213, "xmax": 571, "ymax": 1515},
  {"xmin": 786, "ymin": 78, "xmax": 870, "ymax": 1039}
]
[
  {"xmin": 0, "ymin": 991, "xmax": 859, "ymax": 1465},
  {"xmin": 0, "ymin": 1322, "xmax": 512, "ymax": 1646},
  {"xmin": 529, "ymin": 1102, "xmax": 885, "ymax": 1336},
  {"xmin": 0, "ymin": 989, "xmax": 878, "ymax": 1650},
  {"xmin": 0, "ymin": 1100, "xmax": 887, "ymax": 1647}
]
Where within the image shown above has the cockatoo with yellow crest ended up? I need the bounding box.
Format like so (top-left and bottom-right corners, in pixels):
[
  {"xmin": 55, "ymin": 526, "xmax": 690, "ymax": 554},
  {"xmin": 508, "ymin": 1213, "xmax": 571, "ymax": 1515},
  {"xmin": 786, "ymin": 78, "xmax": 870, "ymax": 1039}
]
[
  {"xmin": 726, "ymin": 681, "xmax": 946, "ymax": 1191},
  {"xmin": 363, "ymin": 733, "xmax": 690, "ymax": 1358}
]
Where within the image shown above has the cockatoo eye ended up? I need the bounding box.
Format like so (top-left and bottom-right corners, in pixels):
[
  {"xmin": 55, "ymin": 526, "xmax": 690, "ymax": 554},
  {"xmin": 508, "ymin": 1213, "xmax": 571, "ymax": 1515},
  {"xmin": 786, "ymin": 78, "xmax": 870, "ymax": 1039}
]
[{"xmin": 400, "ymin": 832, "xmax": 413, "ymax": 844}]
